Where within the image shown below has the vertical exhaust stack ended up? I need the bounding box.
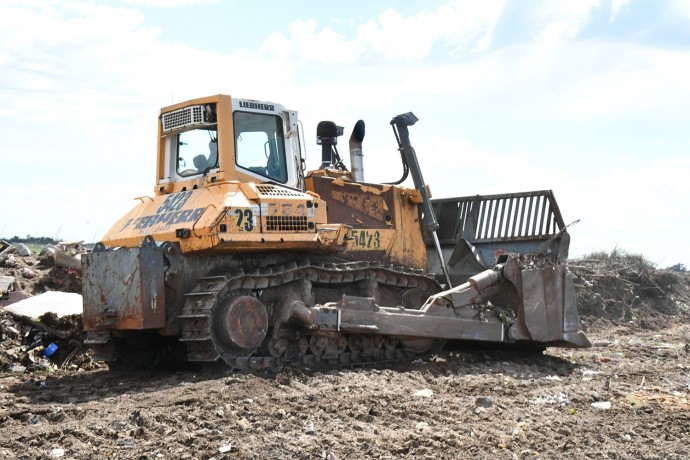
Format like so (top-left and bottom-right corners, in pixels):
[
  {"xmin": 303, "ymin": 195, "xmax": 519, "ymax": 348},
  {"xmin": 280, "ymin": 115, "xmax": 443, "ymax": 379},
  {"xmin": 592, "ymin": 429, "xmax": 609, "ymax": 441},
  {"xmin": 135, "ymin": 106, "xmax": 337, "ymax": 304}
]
[{"xmin": 349, "ymin": 120, "xmax": 365, "ymax": 182}]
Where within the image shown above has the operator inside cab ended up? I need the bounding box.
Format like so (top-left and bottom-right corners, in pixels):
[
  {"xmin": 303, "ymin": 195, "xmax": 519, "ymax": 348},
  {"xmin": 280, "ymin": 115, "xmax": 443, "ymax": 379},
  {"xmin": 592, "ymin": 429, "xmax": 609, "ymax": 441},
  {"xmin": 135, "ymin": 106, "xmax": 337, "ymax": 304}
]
[
  {"xmin": 233, "ymin": 111, "xmax": 288, "ymax": 184},
  {"xmin": 177, "ymin": 128, "xmax": 218, "ymax": 177},
  {"xmin": 161, "ymin": 96, "xmax": 304, "ymax": 191},
  {"xmin": 174, "ymin": 107, "xmax": 288, "ymax": 184}
]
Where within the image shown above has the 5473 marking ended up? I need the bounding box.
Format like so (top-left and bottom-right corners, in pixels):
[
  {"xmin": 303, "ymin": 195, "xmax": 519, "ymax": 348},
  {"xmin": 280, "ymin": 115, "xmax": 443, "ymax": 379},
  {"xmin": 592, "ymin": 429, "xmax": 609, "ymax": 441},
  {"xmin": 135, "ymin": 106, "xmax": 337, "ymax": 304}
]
[{"xmin": 350, "ymin": 229, "xmax": 381, "ymax": 249}]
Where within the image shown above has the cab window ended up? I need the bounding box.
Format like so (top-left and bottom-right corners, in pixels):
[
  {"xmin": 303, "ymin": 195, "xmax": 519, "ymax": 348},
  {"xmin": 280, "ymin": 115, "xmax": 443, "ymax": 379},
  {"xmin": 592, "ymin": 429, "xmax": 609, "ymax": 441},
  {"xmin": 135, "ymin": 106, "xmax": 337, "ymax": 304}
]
[
  {"xmin": 177, "ymin": 128, "xmax": 218, "ymax": 177},
  {"xmin": 234, "ymin": 111, "xmax": 287, "ymax": 183}
]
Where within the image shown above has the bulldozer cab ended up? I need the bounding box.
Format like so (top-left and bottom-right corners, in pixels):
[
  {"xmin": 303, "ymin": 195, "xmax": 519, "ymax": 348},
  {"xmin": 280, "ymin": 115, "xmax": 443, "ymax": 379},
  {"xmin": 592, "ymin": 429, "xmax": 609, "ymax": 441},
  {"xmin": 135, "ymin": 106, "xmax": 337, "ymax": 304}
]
[{"xmin": 155, "ymin": 95, "xmax": 304, "ymax": 195}]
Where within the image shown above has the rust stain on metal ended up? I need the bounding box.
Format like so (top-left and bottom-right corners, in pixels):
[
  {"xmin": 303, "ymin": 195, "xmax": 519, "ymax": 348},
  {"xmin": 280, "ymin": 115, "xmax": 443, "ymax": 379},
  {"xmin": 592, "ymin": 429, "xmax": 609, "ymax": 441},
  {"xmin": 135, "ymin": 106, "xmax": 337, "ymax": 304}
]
[{"xmin": 219, "ymin": 296, "xmax": 268, "ymax": 349}]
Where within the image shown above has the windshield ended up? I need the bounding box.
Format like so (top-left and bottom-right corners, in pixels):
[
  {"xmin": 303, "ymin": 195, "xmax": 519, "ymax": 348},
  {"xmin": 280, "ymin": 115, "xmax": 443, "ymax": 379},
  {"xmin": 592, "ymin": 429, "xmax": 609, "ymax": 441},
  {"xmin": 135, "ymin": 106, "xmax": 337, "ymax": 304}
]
[
  {"xmin": 234, "ymin": 111, "xmax": 287, "ymax": 183},
  {"xmin": 177, "ymin": 127, "xmax": 218, "ymax": 177}
]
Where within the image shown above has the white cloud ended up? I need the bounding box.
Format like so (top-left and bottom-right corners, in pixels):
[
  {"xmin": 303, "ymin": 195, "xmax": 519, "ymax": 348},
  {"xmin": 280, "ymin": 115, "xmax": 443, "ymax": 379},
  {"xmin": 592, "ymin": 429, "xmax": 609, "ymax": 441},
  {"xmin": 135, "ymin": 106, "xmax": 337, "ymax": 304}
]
[
  {"xmin": 610, "ymin": 0, "xmax": 632, "ymax": 21},
  {"xmin": 120, "ymin": 0, "xmax": 221, "ymax": 7},
  {"xmin": 287, "ymin": 19, "xmax": 358, "ymax": 64},
  {"xmin": 554, "ymin": 44, "xmax": 690, "ymax": 120},
  {"xmin": 256, "ymin": 0, "xmax": 507, "ymax": 65},
  {"xmin": 666, "ymin": 0, "xmax": 690, "ymax": 18},
  {"xmin": 559, "ymin": 157, "xmax": 690, "ymax": 264},
  {"xmin": 532, "ymin": 0, "xmax": 601, "ymax": 45}
]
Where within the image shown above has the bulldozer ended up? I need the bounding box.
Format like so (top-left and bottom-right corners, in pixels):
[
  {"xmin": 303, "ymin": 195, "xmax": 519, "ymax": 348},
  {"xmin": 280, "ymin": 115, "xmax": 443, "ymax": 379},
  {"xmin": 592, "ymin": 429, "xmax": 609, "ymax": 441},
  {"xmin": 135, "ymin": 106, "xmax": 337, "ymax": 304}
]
[{"xmin": 82, "ymin": 94, "xmax": 590, "ymax": 369}]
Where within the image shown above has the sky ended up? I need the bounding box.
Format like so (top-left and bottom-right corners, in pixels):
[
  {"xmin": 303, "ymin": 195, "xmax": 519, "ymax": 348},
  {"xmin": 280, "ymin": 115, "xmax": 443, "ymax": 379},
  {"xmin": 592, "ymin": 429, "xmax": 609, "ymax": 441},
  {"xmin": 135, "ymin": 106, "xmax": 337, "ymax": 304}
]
[{"xmin": 1, "ymin": 0, "xmax": 689, "ymax": 267}]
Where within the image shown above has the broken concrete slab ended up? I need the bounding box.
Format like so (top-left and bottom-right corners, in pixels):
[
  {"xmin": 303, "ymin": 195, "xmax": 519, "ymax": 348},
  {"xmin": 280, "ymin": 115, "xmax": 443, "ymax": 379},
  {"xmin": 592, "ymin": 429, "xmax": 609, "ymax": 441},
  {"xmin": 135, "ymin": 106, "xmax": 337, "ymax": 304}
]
[
  {"xmin": 3, "ymin": 291, "xmax": 82, "ymax": 320},
  {"xmin": 54, "ymin": 251, "xmax": 82, "ymax": 271},
  {"xmin": 15, "ymin": 243, "xmax": 31, "ymax": 257},
  {"xmin": 57, "ymin": 240, "xmax": 85, "ymax": 253},
  {"xmin": 0, "ymin": 275, "xmax": 14, "ymax": 293},
  {"xmin": 0, "ymin": 291, "xmax": 28, "ymax": 308},
  {"xmin": 40, "ymin": 245, "xmax": 57, "ymax": 256},
  {"xmin": 0, "ymin": 241, "xmax": 16, "ymax": 262}
]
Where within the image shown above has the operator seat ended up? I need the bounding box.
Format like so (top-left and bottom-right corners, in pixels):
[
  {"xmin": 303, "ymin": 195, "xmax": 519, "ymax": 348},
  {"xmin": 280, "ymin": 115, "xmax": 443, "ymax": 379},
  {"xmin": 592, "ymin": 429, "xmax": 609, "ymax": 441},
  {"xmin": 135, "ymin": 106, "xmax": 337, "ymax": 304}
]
[
  {"xmin": 193, "ymin": 154, "xmax": 208, "ymax": 173},
  {"xmin": 208, "ymin": 139, "xmax": 218, "ymax": 169}
]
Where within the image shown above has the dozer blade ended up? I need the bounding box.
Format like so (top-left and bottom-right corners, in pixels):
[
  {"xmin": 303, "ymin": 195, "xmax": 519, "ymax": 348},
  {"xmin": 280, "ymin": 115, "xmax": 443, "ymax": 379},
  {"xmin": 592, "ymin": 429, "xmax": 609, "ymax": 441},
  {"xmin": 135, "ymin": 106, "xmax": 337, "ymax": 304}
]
[
  {"xmin": 515, "ymin": 266, "xmax": 590, "ymax": 348},
  {"xmin": 308, "ymin": 255, "xmax": 590, "ymax": 349}
]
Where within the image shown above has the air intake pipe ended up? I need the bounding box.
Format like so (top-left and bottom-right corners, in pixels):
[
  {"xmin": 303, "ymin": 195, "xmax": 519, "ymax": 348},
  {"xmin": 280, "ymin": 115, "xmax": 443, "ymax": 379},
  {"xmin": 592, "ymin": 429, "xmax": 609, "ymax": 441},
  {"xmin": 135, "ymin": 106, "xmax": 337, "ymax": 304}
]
[{"xmin": 316, "ymin": 121, "xmax": 344, "ymax": 169}]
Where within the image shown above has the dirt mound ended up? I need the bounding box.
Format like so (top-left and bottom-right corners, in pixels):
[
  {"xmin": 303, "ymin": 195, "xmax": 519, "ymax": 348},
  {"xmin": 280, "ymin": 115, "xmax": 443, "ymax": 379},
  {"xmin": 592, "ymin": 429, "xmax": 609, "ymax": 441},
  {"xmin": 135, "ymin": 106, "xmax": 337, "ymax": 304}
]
[
  {"xmin": 1, "ymin": 252, "xmax": 82, "ymax": 296},
  {"xmin": 0, "ymin": 248, "xmax": 98, "ymax": 374},
  {"xmin": 571, "ymin": 250, "xmax": 690, "ymax": 331}
]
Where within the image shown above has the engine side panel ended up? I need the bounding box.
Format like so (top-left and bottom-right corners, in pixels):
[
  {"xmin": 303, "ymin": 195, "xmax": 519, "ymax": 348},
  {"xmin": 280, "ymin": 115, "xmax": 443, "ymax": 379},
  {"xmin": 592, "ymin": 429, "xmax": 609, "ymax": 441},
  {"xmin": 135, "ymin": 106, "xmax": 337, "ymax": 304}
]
[
  {"xmin": 306, "ymin": 174, "xmax": 427, "ymax": 270},
  {"xmin": 98, "ymin": 182, "xmax": 347, "ymax": 254}
]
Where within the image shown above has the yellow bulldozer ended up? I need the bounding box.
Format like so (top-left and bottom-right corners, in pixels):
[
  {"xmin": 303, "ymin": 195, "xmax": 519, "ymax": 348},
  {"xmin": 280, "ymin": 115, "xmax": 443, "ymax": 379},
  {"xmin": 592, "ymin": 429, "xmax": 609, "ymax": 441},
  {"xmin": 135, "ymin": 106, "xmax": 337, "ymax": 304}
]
[{"xmin": 82, "ymin": 94, "xmax": 590, "ymax": 369}]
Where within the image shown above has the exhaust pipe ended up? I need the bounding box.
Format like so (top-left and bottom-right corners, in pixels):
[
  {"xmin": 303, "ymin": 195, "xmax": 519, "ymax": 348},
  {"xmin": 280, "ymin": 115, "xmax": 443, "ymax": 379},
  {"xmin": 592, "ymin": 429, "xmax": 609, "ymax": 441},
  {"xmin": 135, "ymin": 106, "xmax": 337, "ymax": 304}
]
[{"xmin": 349, "ymin": 120, "xmax": 365, "ymax": 181}]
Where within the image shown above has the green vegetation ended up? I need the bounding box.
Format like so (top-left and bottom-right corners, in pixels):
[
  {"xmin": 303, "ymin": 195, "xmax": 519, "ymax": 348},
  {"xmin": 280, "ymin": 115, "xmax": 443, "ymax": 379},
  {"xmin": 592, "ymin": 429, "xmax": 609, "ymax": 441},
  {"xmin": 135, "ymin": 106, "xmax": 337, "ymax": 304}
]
[{"xmin": 5, "ymin": 235, "xmax": 58, "ymax": 245}]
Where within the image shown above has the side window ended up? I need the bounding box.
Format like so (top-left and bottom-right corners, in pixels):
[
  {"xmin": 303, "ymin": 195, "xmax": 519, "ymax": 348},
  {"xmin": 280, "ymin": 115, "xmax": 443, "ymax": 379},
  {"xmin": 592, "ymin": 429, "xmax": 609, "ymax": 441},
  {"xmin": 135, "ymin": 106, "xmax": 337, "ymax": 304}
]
[
  {"xmin": 234, "ymin": 112, "xmax": 287, "ymax": 183},
  {"xmin": 177, "ymin": 128, "xmax": 218, "ymax": 177}
]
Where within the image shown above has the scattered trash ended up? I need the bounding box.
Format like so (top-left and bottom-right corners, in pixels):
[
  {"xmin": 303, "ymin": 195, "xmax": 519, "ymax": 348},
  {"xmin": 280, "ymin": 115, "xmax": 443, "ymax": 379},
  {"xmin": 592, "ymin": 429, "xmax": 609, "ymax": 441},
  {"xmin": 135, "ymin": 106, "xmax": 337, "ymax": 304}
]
[
  {"xmin": 218, "ymin": 444, "xmax": 232, "ymax": 453},
  {"xmin": 475, "ymin": 396, "xmax": 494, "ymax": 408},
  {"xmin": 530, "ymin": 393, "xmax": 570, "ymax": 405},
  {"xmin": 415, "ymin": 421, "xmax": 430, "ymax": 431},
  {"xmin": 626, "ymin": 394, "xmax": 644, "ymax": 407},
  {"xmin": 44, "ymin": 343, "xmax": 58, "ymax": 358},
  {"xmin": 0, "ymin": 304, "xmax": 97, "ymax": 374},
  {"xmin": 649, "ymin": 342, "xmax": 675, "ymax": 349},
  {"xmin": 303, "ymin": 420, "xmax": 316, "ymax": 435},
  {"xmin": 591, "ymin": 401, "xmax": 612, "ymax": 410},
  {"xmin": 54, "ymin": 252, "xmax": 82, "ymax": 272},
  {"xmin": 581, "ymin": 369, "xmax": 601, "ymax": 376},
  {"xmin": 49, "ymin": 448, "xmax": 65, "ymax": 458},
  {"xmin": 412, "ymin": 388, "xmax": 433, "ymax": 398},
  {"xmin": 53, "ymin": 241, "xmax": 85, "ymax": 272},
  {"xmin": 237, "ymin": 418, "xmax": 252, "ymax": 431}
]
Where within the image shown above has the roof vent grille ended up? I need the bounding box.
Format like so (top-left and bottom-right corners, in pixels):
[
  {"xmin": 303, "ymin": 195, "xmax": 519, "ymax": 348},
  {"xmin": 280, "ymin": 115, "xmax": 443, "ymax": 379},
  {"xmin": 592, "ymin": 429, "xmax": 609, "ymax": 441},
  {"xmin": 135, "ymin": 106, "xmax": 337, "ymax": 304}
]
[{"xmin": 162, "ymin": 104, "xmax": 216, "ymax": 133}]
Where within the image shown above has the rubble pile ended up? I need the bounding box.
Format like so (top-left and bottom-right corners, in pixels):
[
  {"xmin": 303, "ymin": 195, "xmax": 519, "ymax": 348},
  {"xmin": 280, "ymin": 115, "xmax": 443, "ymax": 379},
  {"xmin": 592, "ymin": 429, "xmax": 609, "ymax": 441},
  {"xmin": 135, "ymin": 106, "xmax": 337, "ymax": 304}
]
[
  {"xmin": 0, "ymin": 241, "xmax": 102, "ymax": 373},
  {"xmin": 571, "ymin": 249, "xmax": 690, "ymax": 329}
]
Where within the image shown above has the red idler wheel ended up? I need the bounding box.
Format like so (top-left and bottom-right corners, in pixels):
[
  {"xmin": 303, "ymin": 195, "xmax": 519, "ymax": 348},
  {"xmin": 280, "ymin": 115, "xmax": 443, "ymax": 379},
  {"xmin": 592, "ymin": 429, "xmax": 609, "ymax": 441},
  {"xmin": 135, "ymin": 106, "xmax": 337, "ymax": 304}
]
[{"xmin": 213, "ymin": 295, "xmax": 268, "ymax": 350}]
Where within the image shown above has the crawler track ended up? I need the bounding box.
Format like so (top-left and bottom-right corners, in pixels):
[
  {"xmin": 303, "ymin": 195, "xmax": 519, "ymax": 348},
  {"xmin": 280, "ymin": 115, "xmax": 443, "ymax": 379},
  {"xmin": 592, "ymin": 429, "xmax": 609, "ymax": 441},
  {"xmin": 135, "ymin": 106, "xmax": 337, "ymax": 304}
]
[{"xmin": 178, "ymin": 260, "xmax": 443, "ymax": 370}]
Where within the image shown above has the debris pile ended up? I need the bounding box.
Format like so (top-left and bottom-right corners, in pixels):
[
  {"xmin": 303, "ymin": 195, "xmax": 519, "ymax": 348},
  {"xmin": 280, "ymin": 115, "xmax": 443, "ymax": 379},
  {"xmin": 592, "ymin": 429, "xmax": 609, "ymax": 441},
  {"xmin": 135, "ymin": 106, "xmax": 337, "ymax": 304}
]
[
  {"xmin": 571, "ymin": 249, "xmax": 690, "ymax": 329},
  {"xmin": 0, "ymin": 240, "xmax": 102, "ymax": 373}
]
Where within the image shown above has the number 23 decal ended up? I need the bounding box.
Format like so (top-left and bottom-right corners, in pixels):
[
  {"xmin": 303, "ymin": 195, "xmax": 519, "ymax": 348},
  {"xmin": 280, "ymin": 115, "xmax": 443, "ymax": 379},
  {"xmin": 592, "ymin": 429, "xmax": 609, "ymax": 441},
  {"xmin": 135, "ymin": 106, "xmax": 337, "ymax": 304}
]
[{"xmin": 234, "ymin": 208, "xmax": 254, "ymax": 231}]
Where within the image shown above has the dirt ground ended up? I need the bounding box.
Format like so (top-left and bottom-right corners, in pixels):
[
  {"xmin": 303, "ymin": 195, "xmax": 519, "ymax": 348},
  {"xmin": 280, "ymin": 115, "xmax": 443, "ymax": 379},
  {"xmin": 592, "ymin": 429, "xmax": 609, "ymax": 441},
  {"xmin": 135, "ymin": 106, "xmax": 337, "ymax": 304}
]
[{"xmin": 1, "ymin": 249, "xmax": 689, "ymax": 459}]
